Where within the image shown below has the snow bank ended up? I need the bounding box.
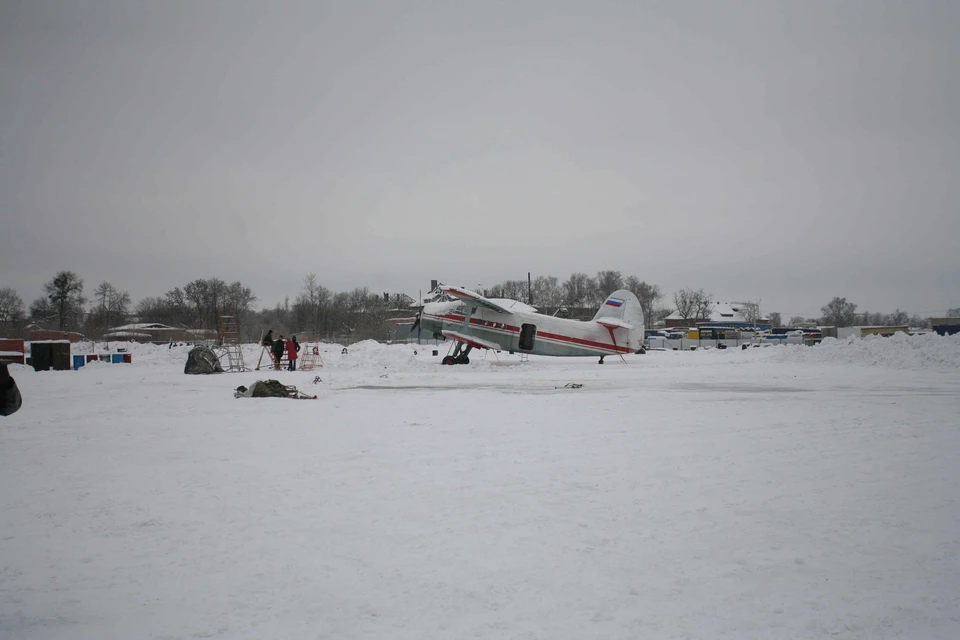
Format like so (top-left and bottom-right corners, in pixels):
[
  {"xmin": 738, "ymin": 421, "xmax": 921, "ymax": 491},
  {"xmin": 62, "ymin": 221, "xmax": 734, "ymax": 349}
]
[
  {"xmin": 773, "ymin": 332, "xmax": 960, "ymax": 370},
  {"xmin": 330, "ymin": 339, "xmax": 437, "ymax": 373}
]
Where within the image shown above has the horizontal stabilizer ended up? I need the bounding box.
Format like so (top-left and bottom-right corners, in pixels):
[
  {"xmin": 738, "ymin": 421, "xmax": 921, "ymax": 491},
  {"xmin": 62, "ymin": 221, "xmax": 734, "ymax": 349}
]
[
  {"xmin": 442, "ymin": 330, "xmax": 501, "ymax": 351},
  {"xmin": 596, "ymin": 318, "xmax": 634, "ymax": 331}
]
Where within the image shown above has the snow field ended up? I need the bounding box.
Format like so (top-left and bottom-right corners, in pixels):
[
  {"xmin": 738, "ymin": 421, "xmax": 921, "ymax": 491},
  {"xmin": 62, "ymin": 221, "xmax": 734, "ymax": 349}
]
[{"xmin": 1, "ymin": 335, "xmax": 958, "ymax": 639}]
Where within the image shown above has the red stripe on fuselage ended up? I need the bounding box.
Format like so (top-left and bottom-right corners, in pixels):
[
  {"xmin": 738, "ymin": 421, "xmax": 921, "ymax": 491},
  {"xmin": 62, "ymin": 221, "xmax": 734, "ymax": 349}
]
[
  {"xmin": 537, "ymin": 330, "xmax": 633, "ymax": 354},
  {"xmin": 424, "ymin": 313, "xmax": 633, "ymax": 354}
]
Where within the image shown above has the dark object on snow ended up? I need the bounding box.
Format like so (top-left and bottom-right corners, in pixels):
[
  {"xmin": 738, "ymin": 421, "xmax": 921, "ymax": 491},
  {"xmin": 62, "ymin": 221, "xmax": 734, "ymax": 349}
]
[
  {"xmin": 0, "ymin": 362, "xmax": 23, "ymax": 416},
  {"xmin": 30, "ymin": 342, "xmax": 71, "ymax": 371},
  {"xmin": 244, "ymin": 379, "xmax": 288, "ymax": 398},
  {"xmin": 234, "ymin": 379, "xmax": 316, "ymax": 399},
  {"xmin": 184, "ymin": 346, "xmax": 224, "ymax": 374}
]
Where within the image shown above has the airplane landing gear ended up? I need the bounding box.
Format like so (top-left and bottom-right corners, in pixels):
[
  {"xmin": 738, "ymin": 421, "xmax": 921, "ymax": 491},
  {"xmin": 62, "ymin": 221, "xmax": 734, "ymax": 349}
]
[
  {"xmin": 598, "ymin": 356, "xmax": 605, "ymax": 364},
  {"xmin": 443, "ymin": 343, "xmax": 473, "ymax": 365}
]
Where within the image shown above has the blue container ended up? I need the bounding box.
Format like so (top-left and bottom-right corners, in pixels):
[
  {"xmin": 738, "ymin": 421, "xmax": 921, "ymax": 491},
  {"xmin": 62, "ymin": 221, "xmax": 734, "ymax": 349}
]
[
  {"xmin": 72, "ymin": 354, "xmax": 85, "ymax": 370},
  {"xmin": 111, "ymin": 353, "xmax": 124, "ymax": 364}
]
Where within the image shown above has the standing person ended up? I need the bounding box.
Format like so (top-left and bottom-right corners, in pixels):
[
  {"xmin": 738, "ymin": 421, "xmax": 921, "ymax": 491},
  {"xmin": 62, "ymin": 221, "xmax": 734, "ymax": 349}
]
[
  {"xmin": 292, "ymin": 335, "xmax": 301, "ymax": 358},
  {"xmin": 272, "ymin": 335, "xmax": 285, "ymax": 370},
  {"xmin": 286, "ymin": 335, "xmax": 299, "ymax": 371},
  {"xmin": 0, "ymin": 362, "xmax": 22, "ymax": 417}
]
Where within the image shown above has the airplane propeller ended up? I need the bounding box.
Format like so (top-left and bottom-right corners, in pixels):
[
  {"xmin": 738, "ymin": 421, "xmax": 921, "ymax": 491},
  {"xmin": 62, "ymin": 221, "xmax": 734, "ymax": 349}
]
[{"xmin": 410, "ymin": 308, "xmax": 423, "ymax": 342}]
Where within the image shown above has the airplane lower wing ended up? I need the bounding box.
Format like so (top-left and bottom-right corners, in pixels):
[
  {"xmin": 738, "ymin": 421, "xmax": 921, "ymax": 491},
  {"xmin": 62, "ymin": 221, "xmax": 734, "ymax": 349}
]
[
  {"xmin": 442, "ymin": 330, "xmax": 502, "ymax": 351},
  {"xmin": 596, "ymin": 318, "xmax": 634, "ymax": 330}
]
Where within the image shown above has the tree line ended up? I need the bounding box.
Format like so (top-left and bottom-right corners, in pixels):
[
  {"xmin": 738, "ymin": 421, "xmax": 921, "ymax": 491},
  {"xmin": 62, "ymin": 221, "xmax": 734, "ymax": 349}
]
[
  {"xmin": 0, "ymin": 271, "xmax": 954, "ymax": 342},
  {"xmin": 484, "ymin": 271, "xmax": 665, "ymax": 328},
  {"xmin": 805, "ymin": 297, "xmax": 942, "ymax": 329}
]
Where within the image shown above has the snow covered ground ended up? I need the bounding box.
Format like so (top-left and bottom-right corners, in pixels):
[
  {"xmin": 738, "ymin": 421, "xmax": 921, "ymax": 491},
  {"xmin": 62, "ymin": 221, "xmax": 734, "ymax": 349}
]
[{"xmin": 2, "ymin": 335, "xmax": 959, "ymax": 639}]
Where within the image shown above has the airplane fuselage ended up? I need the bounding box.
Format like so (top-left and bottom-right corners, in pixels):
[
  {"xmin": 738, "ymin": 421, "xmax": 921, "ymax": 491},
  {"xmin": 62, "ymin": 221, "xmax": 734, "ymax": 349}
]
[{"xmin": 420, "ymin": 301, "xmax": 641, "ymax": 357}]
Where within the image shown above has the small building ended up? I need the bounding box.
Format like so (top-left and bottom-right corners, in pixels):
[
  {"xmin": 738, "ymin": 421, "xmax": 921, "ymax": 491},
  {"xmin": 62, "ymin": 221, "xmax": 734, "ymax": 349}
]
[
  {"xmin": 666, "ymin": 302, "xmax": 772, "ymax": 331},
  {"xmin": 0, "ymin": 339, "xmax": 26, "ymax": 365},
  {"xmin": 930, "ymin": 318, "xmax": 960, "ymax": 336},
  {"xmin": 104, "ymin": 323, "xmax": 216, "ymax": 344},
  {"xmin": 837, "ymin": 326, "xmax": 909, "ymax": 339},
  {"xmin": 25, "ymin": 323, "xmax": 85, "ymax": 343}
]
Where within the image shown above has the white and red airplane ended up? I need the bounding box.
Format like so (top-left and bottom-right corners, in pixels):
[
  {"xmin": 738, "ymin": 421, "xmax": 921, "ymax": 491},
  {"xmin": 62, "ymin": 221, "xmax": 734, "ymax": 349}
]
[{"xmin": 411, "ymin": 284, "xmax": 645, "ymax": 364}]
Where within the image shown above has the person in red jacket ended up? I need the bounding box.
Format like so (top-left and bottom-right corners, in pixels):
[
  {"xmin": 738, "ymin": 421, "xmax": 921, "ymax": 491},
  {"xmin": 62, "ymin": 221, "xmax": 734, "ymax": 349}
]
[{"xmin": 286, "ymin": 335, "xmax": 299, "ymax": 371}]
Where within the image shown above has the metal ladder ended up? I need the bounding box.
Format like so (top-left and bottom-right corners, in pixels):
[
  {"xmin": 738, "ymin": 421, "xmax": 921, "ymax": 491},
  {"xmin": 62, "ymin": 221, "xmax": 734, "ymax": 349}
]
[{"xmin": 218, "ymin": 315, "xmax": 248, "ymax": 372}]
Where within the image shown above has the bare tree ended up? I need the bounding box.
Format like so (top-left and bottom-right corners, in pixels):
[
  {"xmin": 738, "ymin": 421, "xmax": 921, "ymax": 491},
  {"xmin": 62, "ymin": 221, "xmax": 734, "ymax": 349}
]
[
  {"xmin": 563, "ymin": 272, "xmax": 596, "ymax": 307},
  {"xmin": 162, "ymin": 287, "xmax": 191, "ymax": 326},
  {"xmin": 224, "ymin": 281, "xmax": 257, "ymax": 333},
  {"xmin": 768, "ymin": 312, "xmax": 782, "ymax": 327},
  {"xmin": 89, "ymin": 281, "xmax": 131, "ymax": 335},
  {"xmin": 788, "ymin": 316, "xmax": 806, "ymax": 327},
  {"xmin": 738, "ymin": 300, "xmax": 762, "ymax": 325},
  {"xmin": 0, "ymin": 287, "xmax": 26, "ymax": 335},
  {"xmin": 946, "ymin": 308, "xmax": 960, "ymax": 318},
  {"xmin": 673, "ymin": 288, "xmax": 712, "ymax": 323},
  {"xmin": 652, "ymin": 307, "xmax": 673, "ymax": 326},
  {"xmin": 531, "ymin": 276, "xmax": 563, "ymax": 309},
  {"xmin": 43, "ymin": 271, "xmax": 87, "ymax": 330},
  {"xmin": 595, "ymin": 271, "xmax": 624, "ymax": 297},
  {"xmin": 135, "ymin": 296, "xmax": 177, "ymax": 326},
  {"xmin": 183, "ymin": 279, "xmax": 210, "ymax": 327},
  {"xmin": 493, "ymin": 279, "xmax": 527, "ymax": 301},
  {"xmin": 888, "ymin": 309, "xmax": 909, "ymax": 326},
  {"xmin": 820, "ymin": 297, "xmax": 858, "ymax": 327},
  {"xmin": 624, "ymin": 277, "xmax": 662, "ymax": 329},
  {"xmin": 29, "ymin": 297, "xmax": 55, "ymax": 326},
  {"xmin": 296, "ymin": 273, "xmax": 331, "ymax": 340}
]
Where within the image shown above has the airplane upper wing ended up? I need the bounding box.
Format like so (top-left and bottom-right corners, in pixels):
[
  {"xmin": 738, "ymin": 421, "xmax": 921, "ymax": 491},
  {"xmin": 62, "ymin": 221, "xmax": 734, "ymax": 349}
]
[{"xmin": 440, "ymin": 286, "xmax": 512, "ymax": 314}]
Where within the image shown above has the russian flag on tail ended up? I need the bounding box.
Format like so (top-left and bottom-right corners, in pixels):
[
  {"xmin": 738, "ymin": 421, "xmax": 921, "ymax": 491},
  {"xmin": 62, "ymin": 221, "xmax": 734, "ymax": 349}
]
[{"xmin": 605, "ymin": 298, "xmax": 624, "ymax": 308}]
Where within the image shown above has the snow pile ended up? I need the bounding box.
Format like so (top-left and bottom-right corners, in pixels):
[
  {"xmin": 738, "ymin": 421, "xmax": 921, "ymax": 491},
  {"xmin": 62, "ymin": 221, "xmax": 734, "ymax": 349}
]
[
  {"xmin": 327, "ymin": 339, "xmax": 434, "ymax": 373},
  {"xmin": 773, "ymin": 332, "xmax": 960, "ymax": 370}
]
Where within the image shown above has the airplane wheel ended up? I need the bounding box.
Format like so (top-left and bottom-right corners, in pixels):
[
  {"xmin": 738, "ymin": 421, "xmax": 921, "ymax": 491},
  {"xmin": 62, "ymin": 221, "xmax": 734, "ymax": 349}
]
[
  {"xmin": 458, "ymin": 356, "xmax": 469, "ymax": 365},
  {"xmin": 442, "ymin": 355, "xmax": 456, "ymax": 365}
]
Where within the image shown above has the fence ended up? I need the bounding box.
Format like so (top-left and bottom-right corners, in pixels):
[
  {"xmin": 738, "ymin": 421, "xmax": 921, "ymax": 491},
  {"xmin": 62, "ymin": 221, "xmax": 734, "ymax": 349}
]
[{"xmin": 647, "ymin": 334, "xmax": 809, "ymax": 351}]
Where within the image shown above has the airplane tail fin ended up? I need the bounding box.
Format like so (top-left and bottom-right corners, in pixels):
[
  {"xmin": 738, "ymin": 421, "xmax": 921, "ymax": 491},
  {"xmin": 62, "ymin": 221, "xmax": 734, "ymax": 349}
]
[{"xmin": 594, "ymin": 290, "xmax": 645, "ymax": 347}]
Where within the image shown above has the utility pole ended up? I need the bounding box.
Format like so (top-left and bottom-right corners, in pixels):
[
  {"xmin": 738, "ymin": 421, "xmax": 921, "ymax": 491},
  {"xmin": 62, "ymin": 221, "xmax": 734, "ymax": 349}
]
[{"xmin": 527, "ymin": 272, "xmax": 532, "ymax": 305}]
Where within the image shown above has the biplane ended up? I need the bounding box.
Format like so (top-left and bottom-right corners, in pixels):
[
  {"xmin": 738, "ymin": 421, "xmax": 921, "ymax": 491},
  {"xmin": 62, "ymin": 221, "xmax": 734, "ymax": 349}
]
[{"xmin": 410, "ymin": 285, "xmax": 645, "ymax": 364}]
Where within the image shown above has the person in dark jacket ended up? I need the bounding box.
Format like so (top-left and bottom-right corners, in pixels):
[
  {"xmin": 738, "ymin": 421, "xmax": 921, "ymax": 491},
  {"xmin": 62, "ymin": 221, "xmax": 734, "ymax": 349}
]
[
  {"xmin": 286, "ymin": 336, "xmax": 299, "ymax": 371},
  {"xmin": 272, "ymin": 335, "xmax": 285, "ymax": 369},
  {"xmin": 262, "ymin": 329, "xmax": 274, "ymax": 348},
  {"xmin": 0, "ymin": 362, "xmax": 22, "ymax": 417}
]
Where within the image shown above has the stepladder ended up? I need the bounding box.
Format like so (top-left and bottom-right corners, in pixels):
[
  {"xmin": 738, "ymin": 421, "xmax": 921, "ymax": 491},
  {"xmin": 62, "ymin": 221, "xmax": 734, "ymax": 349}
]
[
  {"xmin": 255, "ymin": 345, "xmax": 285, "ymax": 371},
  {"xmin": 218, "ymin": 314, "xmax": 249, "ymax": 372},
  {"xmin": 298, "ymin": 343, "xmax": 324, "ymax": 371}
]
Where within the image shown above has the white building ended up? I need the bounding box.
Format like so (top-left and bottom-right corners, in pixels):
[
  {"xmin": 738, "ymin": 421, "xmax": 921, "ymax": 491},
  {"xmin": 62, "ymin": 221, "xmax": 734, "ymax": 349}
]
[{"xmin": 664, "ymin": 301, "xmax": 768, "ymax": 329}]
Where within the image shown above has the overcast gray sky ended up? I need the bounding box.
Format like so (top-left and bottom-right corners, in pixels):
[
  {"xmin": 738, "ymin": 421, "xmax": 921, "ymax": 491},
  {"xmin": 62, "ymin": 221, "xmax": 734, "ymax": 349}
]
[{"xmin": 2, "ymin": 0, "xmax": 958, "ymax": 318}]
